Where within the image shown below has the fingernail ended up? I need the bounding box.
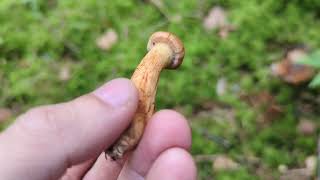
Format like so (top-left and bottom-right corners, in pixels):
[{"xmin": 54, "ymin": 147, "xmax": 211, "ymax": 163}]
[{"xmin": 93, "ymin": 79, "xmax": 134, "ymax": 108}]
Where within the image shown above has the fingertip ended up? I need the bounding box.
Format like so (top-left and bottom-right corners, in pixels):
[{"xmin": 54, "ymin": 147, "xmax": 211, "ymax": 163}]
[
  {"xmin": 150, "ymin": 109, "xmax": 192, "ymax": 149},
  {"xmin": 93, "ymin": 78, "xmax": 138, "ymax": 109},
  {"xmin": 121, "ymin": 109, "xmax": 192, "ymax": 177},
  {"xmin": 146, "ymin": 148, "xmax": 197, "ymax": 180}
]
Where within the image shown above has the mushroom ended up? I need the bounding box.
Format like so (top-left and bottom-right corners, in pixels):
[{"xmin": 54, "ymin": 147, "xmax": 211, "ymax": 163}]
[{"xmin": 105, "ymin": 31, "xmax": 185, "ymax": 160}]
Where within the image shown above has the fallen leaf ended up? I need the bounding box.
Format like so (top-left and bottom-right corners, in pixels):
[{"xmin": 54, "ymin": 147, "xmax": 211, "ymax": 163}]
[
  {"xmin": 241, "ymin": 91, "xmax": 283, "ymax": 123},
  {"xmin": 0, "ymin": 108, "xmax": 12, "ymax": 123},
  {"xmin": 96, "ymin": 29, "xmax": 118, "ymax": 51},
  {"xmin": 212, "ymin": 155, "xmax": 239, "ymax": 171},
  {"xmin": 297, "ymin": 119, "xmax": 316, "ymax": 135},
  {"xmin": 271, "ymin": 47, "xmax": 315, "ymax": 84},
  {"xmin": 241, "ymin": 91, "xmax": 274, "ymax": 108}
]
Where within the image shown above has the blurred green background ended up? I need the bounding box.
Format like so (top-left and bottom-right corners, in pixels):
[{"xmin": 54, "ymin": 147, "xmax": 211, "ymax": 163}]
[{"xmin": 1, "ymin": 0, "xmax": 320, "ymax": 179}]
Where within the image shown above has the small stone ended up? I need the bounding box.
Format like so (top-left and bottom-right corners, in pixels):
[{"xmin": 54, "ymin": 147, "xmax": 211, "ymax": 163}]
[
  {"xmin": 297, "ymin": 119, "xmax": 316, "ymax": 135},
  {"xmin": 203, "ymin": 6, "xmax": 228, "ymax": 31},
  {"xmin": 203, "ymin": 6, "xmax": 235, "ymax": 38},
  {"xmin": 216, "ymin": 78, "xmax": 227, "ymax": 96},
  {"xmin": 212, "ymin": 155, "xmax": 239, "ymax": 171},
  {"xmin": 59, "ymin": 65, "xmax": 71, "ymax": 81},
  {"xmin": 96, "ymin": 29, "xmax": 118, "ymax": 51}
]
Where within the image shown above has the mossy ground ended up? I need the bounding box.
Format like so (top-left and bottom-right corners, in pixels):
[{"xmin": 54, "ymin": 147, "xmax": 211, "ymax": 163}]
[{"xmin": 1, "ymin": 0, "xmax": 320, "ymax": 179}]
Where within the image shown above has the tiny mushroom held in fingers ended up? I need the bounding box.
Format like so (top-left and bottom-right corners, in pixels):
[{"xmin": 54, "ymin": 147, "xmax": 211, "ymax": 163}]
[{"xmin": 105, "ymin": 31, "xmax": 185, "ymax": 160}]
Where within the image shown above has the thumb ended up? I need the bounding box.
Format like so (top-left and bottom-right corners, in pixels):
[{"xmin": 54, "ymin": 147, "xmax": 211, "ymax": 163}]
[{"xmin": 0, "ymin": 78, "xmax": 138, "ymax": 180}]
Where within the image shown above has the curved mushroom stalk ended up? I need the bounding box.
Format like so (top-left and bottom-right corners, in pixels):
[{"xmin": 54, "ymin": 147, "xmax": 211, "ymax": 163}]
[{"xmin": 105, "ymin": 32, "xmax": 185, "ymax": 160}]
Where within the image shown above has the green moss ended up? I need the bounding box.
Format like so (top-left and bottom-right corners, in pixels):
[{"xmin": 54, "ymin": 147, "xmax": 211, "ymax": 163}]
[
  {"xmin": 214, "ymin": 168, "xmax": 259, "ymax": 180},
  {"xmin": 1, "ymin": 0, "xmax": 319, "ymax": 179}
]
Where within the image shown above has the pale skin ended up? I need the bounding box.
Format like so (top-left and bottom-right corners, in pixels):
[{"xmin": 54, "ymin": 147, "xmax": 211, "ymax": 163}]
[{"xmin": 0, "ymin": 78, "xmax": 197, "ymax": 180}]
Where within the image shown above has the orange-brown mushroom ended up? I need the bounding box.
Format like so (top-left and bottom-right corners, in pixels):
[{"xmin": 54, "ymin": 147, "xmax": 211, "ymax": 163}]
[{"xmin": 105, "ymin": 32, "xmax": 185, "ymax": 160}]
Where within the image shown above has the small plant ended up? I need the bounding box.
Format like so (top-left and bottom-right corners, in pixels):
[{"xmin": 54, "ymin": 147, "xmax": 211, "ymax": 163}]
[{"xmin": 299, "ymin": 50, "xmax": 320, "ymax": 88}]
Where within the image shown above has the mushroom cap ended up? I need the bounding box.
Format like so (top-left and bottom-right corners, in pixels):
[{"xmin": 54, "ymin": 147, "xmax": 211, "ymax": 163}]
[{"xmin": 147, "ymin": 31, "xmax": 185, "ymax": 69}]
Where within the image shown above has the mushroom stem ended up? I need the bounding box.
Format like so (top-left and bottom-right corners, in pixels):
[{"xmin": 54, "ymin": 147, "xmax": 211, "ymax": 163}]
[{"xmin": 105, "ymin": 32, "xmax": 184, "ymax": 160}]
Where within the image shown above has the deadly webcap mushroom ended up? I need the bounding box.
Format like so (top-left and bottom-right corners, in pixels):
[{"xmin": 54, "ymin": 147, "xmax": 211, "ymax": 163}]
[{"xmin": 105, "ymin": 32, "xmax": 185, "ymax": 160}]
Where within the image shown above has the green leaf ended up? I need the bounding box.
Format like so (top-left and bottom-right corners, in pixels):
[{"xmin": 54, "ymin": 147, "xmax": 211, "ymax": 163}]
[
  {"xmin": 299, "ymin": 50, "xmax": 320, "ymax": 68},
  {"xmin": 309, "ymin": 73, "xmax": 320, "ymax": 88}
]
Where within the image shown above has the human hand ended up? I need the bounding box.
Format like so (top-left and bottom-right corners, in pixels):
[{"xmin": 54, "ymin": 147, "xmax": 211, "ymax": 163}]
[{"xmin": 0, "ymin": 78, "xmax": 196, "ymax": 180}]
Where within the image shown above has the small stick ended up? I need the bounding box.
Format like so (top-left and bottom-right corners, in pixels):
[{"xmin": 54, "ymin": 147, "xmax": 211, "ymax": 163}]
[{"xmin": 105, "ymin": 32, "xmax": 185, "ymax": 160}]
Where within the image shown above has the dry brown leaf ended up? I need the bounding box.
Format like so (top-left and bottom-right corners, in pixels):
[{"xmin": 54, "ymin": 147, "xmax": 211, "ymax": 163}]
[
  {"xmin": 271, "ymin": 47, "xmax": 315, "ymax": 84},
  {"xmin": 241, "ymin": 91, "xmax": 283, "ymax": 123},
  {"xmin": 297, "ymin": 119, "xmax": 316, "ymax": 135},
  {"xmin": 212, "ymin": 155, "xmax": 239, "ymax": 171},
  {"xmin": 0, "ymin": 108, "xmax": 12, "ymax": 123},
  {"xmin": 241, "ymin": 91, "xmax": 274, "ymax": 108},
  {"xmin": 96, "ymin": 29, "xmax": 118, "ymax": 51}
]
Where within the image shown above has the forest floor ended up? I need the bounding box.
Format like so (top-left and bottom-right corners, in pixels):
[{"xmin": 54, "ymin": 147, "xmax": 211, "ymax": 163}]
[{"xmin": 1, "ymin": 0, "xmax": 320, "ymax": 179}]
